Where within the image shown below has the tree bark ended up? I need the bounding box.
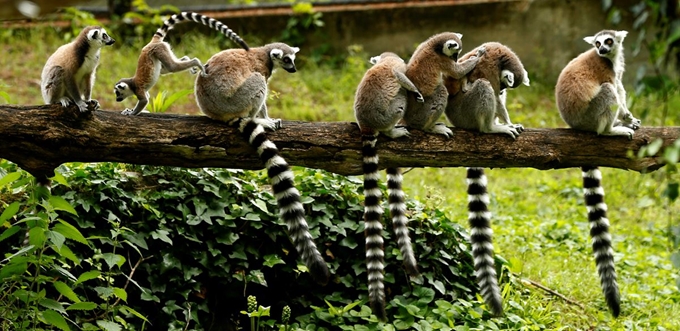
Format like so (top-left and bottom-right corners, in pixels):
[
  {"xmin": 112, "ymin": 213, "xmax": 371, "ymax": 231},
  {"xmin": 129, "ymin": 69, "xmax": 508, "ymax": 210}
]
[{"xmin": 0, "ymin": 104, "xmax": 677, "ymax": 178}]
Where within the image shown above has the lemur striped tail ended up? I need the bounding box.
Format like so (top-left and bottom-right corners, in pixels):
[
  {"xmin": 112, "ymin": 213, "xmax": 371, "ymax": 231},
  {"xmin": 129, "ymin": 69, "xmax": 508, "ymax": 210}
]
[
  {"xmin": 155, "ymin": 11, "xmax": 249, "ymax": 50},
  {"xmin": 581, "ymin": 166, "xmax": 620, "ymax": 317},
  {"xmin": 466, "ymin": 167, "xmax": 503, "ymax": 316},
  {"xmin": 362, "ymin": 134, "xmax": 387, "ymax": 320},
  {"xmin": 237, "ymin": 119, "xmax": 329, "ymax": 285},
  {"xmin": 386, "ymin": 167, "xmax": 419, "ymax": 277}
]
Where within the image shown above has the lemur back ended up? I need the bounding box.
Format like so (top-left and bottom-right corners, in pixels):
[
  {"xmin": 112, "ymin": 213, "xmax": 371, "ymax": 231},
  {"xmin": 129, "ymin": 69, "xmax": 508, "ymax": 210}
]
[
  {"xmin": 41, "ymin": 26, "xmax": 115, "ymax": 113},
  {"xmin": 115, "ymin": 12, "xmax": 249, "ymax": 116},
  {"xmin": 554, "ymin": 29, "xmax": 642, "ymax": 318},
  {"xmin": 402, "ymin": 32, "xmax": 484, "ymax": 137},
  {"xmin": 194, "ymin": 42, "xmax": 329, "ymax": 285},
  {"xmin": 354, "ymin": 52, "xmax": 423, "ymax": 320}
]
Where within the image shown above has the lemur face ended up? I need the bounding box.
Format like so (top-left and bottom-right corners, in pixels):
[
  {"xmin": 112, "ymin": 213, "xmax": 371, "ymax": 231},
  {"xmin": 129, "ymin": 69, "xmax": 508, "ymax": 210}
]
[
  {"xmin": 584, "ymin": 30, "xmax": 627, "ymax": 58},
  {"xmin": 87, "ymin": 27, "xmax": 116, "ymax": 47},
  {"xmin": 500, "ymin": 69, "xmax": 515, "ymax": 89},
  {"xmin": 271, "ymin": 46, "xmax": 299, "ymax": 73},
  {"xmin": 443, "ymin": 40, "xmax": 461, "ymax": 61},
  {"xmin": 114, "ymin": 82, "xmax": 134, "ymax": 102}
]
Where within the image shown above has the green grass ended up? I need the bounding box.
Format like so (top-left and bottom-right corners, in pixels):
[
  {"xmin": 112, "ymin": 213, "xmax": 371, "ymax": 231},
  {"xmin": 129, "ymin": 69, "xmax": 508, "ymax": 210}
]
[{"xmin": 2, "ymin": 27, "xmax": 680, "ymax": 330}]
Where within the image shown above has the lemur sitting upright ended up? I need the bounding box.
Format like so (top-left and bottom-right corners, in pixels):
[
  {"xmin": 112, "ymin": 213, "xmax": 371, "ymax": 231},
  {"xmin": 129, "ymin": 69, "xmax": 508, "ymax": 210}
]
[
  {"xmin": 114, "ymin": 12, "xmax": 249, "ymax": 116},
  {"xmin": 41, "ymin": 26, "xmax": 115, "ymax": 112},
  {"xmin": 354, "ymin": 52, "xmax": 424, "ymax": 320},
  {"xmin": 555, "ymin": 29, "xmax": 641, "ymax": 317}
]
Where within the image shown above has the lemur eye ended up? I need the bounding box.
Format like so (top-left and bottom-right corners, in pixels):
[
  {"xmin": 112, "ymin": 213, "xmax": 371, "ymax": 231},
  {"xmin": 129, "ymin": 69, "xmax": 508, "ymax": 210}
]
[
  {"xmin": 283, "ymin": 58, "xmax": 291, "ymax": 64},
  {"xmin": 605, "ymin": 38, "xmax": 613, "ymax": 45},
  {"xmin": 595, "ymin": 41, "xmax": 601, "ymax": 48}
]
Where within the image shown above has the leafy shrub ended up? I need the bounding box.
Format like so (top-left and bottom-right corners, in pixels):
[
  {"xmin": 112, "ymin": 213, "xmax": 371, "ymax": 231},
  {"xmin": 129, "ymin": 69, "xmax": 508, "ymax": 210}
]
[{"xmin": 1, "ymin": 161, "xmax": 545, "ymax": 330}]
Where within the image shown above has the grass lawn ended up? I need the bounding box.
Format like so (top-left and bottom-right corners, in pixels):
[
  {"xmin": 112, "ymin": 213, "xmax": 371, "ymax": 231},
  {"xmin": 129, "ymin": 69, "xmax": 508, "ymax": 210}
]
[{"xmin": 1, "ymin": 27, "xmax": 680, "ymax": 330}]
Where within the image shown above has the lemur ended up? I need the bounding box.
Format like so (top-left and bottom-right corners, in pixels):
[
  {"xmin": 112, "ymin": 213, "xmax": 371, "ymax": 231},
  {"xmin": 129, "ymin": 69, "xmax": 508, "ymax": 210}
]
[
  {"xmin": 354, "ymin": 52, "xmax": 424, "ymax": 320},
  {"xmin": 402, "ymin": 32, "xmax": 485, "ymax": 138},
  {"xmin": 41, "ymin": 26, "xmax": 115, "ymax": 113},
  {"xmin": 194, "ymin": 42, "xmax": 330, "ymax": 285},
  {"xmin": 555, "ymin": 30, "xmax": 641, "ymax": 317},
  {"xmin": 114, "ymin": 12, "xmax": 249, "ymax": 116},
  {"xmin": 442, "ymin": 42, "xmax": 530, "ymax": 316}
]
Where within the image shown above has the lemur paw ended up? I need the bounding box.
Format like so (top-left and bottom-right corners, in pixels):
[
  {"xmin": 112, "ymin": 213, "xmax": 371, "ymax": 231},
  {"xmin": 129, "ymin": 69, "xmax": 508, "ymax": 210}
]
[
  {"xmin": 255, "ymin": 117, "xmax": 282, "ymax": 130},
  {"xmin": 476, "ymin": 46, "xmax": 487, "ymax": 57},
  {"xmin": 416, "ymin": 93, "xmax": 425, "ymax": 103},
  {"xmin": 385, "ymin": 127, "xmax": 410, "ymax": 139},
  {"xmin": 121, "ymin": 108, "xmax": 139, "ymax": 116},
  {"xmin": 57, "ymin": 97, "xmax": 71, "ymax": 108},
  {"xmin": 87, "ymin": 99, "xmax": 100, "ymax": 110},
  {"xmin": 429, "ymin": 123, "xmax": 453, "ymax": 138},
  {"xmin": 76, "ymin": 100, "xmax": 89, "ymax": 113},
  {"xmin": 512, "ymin": 123, "xmax": 525, "ymax": 133}
]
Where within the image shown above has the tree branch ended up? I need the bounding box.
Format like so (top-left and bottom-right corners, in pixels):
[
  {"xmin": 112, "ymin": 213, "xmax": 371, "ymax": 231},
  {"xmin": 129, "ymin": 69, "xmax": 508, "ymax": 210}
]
[{"xmin": 0, "ymin": 104, "xmax": 676, "ymax": 178}]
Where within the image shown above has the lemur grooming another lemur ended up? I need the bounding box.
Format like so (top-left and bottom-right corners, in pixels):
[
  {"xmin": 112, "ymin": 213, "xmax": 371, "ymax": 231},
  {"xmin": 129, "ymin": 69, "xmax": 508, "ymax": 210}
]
[{"xmin": 114, "ymin": 12, "xmax": 249, "ymax": 116}]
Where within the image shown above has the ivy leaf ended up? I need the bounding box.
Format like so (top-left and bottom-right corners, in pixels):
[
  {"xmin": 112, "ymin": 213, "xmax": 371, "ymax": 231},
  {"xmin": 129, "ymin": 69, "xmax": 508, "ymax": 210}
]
[
  {"xmin": 54, "ymin": 281, "xmax": 81, "ymax": 303},
  {"xmin": 48, "ymin": 195, "xmax": 78, "ymax": 216},
  {"xmin": 263, "ymin": 254, "xmax": 285, "ymax": 267},
  {"xmin": 67, "ymin": 302, "xmax": 98, "ymax": 310},
  {"xmin": 42, "ymin": 309, "xmax": 70, "ymax": 331},
  {"xmin": 97, "ymin": 320, "xmax": 122, "ymax": 331},
  {"xmin": 0, "ymin": 201, "xmax": 20, "ymax": 224},
  {"xmin": 53, "ymin": 220, "xmax": 89, "ymax": 245},
  {"xmin": 252, "ymin": 199, "xmax": 269, "ymax": 214},
  {"xmin": 151, "ymin": 229, "xmax": 173, "ymax": 245}
]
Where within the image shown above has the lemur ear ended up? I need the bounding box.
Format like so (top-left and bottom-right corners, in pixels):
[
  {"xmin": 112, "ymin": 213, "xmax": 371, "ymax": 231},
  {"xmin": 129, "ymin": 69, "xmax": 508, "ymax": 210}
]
[
  {"xmin": 615, "ymin": 30, "xmax": 628, "ymax": 41},
  {"xmin": 522, "ymin": 69, "xmax": 530, "ymax": 86},
  {"xmin": 271, "ymin": 49, "xmax": 283, "ymax": 58},
  {"xmin": 583, "ymin": 36, "xmax": 596, "ymax": 44},
  {"xmin": 291, "ymin": 47, "xmax": 300, "ymax": 54},
  {"xmin": 369, "ymin": 56, "xmax": 380, "ymax": 65},
  {"xmin": 455, "ymin": 33, "xmax": 463, "ymax": 39}
]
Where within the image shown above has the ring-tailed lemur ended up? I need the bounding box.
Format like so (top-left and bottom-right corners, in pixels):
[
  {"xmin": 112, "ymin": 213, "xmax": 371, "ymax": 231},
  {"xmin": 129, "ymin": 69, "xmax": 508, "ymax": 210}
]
[
  {"xmin": 443, "ymin": 42, "xmax": 530, "ymax": 316},
  {"xmin": 354, "ymin": 52, "xmax": 424, "ymax": 320},
  {"xmin": 555, "ymin": 29, "xmax": 641, "ymax": 317},
  {"xmin": 402, "ymin": 32, "xmax": 485, "ymax": 138},
  {"xmin": 41, "ymin": 26, "xmax": 115, "ymax": 112},
  {"xmin": 194, "ymin": 42, "xmax": 330, "ymax": 285},
  {"xmin": 114, "ymin": 12, "xmax": 249, "ymax": 116},
  {"xmin": 445, "ymin": 42, "xmax": 529, "ymax": 139}
]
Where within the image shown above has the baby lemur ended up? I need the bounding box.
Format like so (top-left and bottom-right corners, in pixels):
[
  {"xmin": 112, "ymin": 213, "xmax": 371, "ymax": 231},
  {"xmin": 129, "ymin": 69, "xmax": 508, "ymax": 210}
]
[
  {"xmin": 354, "ymin": 52, "xmax": 424, "ymax": 320},
  {"xmin": 194, "ymin": 42, "xmax": 330, "ymax": 286},
  {"xmin": 403, "ymin": 32, "xmax": 485, "ymax": 137},
  {"xmin": 555, "ymin": 29, "xmax": 641, "ymax": 318},
  {"xmin": 41, "ymin": 26, "xmax": 115, "ymax": 112},
  {"xmin": 115, "ymin": 12, "xmax": 249, "ymax": 116}
]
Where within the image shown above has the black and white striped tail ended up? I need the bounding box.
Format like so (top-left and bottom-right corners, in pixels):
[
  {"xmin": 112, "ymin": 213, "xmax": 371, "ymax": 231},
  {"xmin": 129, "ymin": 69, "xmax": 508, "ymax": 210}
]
[
  {"xmin": 155, "ymin": 11, "xmax": 249, "ymax": 50},
  {"xmin": 237, "ymin": 118, "xmax": 329, "ymax": 285},
  {"xmin": 386, "ymin": 167, "xmax": 418, "ymax": 277},
  {"xmin": 582, "ymin": 166, "xmax": 620, "ymax": 317},
  {"xmin": 467, "ymin": 167, "xmax": 503, "ymax": 316},
  {"xmin": 362, "ymin": 134, "xmax": 387, "ymax": 320}
]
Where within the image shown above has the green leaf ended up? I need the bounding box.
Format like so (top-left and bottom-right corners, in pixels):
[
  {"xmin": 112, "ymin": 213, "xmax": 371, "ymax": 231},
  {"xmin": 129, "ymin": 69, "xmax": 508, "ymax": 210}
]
[
  {"xmin": 664, "ymin": 182, "xmax": 679, "ymax": 202},
  {"xmin": 53, "ymin": 220, "xmax": 89, "ymax": 245},
  {"xmin": 39, "ymin": 298, "xmax": 66, "ymax": 313},
  {"xmin": 29, "ymin": 226, "xmax": 46, "ymax": 247},
  {"xmin": 151, "ymin": 229, "xmax": 173, "ymax": 245},
  {"xmin": 95, "ymin": 286, "xmax": 115, "ymax": 299},
  {"xmin": 48, "ymin": 195, "xmax": 78, "ymax": 216},
  {"xmin": 252, "ymin": 199, "xmax": 269, "ymax": 214},
  {"xmin": 54, "ymin": 281, "xmax": 81, "ymax": 303},
  {"xmin": 0, "ymin": 172, "xmax": 22, "ymax": 187},
  {"xmin": 263, "ymin": 254, "xmax": 286, "ymax": 267},
  {"xmin": 120, "ymin": 305, "xmax": 150, "ymax": 322},
  {"xmin": 97, "ymin": 320, "xmax": 122, "ymax": 331},
  {"xmin": 50, "ymin": 171, "xmax": 70, "ymax": 187},
  {"xmin": 0, "ymin": 260, "xmax": 28, "ymax": 279},
  {"xmin": 67, "ymin": 302, "xmax": 98, "ymax": 310},
  {"xmin": 53, "ymin": 244, "xmax": 81, "ymax": 264},
  {"xmin": 0, "ymin": 225, "xmax": 21, "ymax": 243},
  {"xmin": 101, "ymin": 253, "xmax": 126, "ymax": 269},
  {"xmin": 645, "ymin": 138, "xmax": 664, "ymax": 157},
  {"xmin": 0, "ymin": 244, "xmax": 34, "ymax": 264},
  {"xmin": 113, "ymin": 287, "xmax": 127, "ymax": 302},
  {"xmin": 46, "ymin": 230, "xmax": 66, "ymax": 251},
  {"xmin": 75, "ymin": 270, "xmax": 101, "ymax": 285},
  {"xmin": 43, "ymin": 309, "xmax": 70, "ymax": 331},
  {"xmin": 0, "ymin": 201, "xmax": 20, "ymax": 223},
  {"xmin": 413, "ymin": 286, "xmax": 435, "ymax": 304},
  {"xmin": 671, "ymin": 252, "xmax": 680, "ymax": 269}
]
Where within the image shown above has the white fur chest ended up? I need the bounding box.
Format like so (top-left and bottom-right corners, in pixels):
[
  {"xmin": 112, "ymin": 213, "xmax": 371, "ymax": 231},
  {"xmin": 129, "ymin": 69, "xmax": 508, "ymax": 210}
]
[{"xmin": 75, "ymin": 48, "xmax": 101, "ymax": 80}]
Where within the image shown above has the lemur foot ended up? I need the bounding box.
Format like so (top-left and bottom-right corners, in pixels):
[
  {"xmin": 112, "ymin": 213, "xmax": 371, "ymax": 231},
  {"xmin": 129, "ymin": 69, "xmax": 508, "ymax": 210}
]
[
  {"xmin": 87, "ymin": 99, "xmax": 100, "ymax": 110},
  {"xmin": 476, "ymin": 45, "xmax": 487, "ymax": 57},
  {"xmin": 75, "ymin": 100, "xmax": 89, "ymax": 113},
  {"xmin": 121, "ymin": 108, "xmax": 143, "ymax": 116},
  {"xmin": 253, "ymin": 117, "xmax": 282, "ymax": 130},
  {"xmin": 57, "ymin": 97, "xmax": 71, "ymax": 108},
  {"xmin": 511, "ymin": 123, "xmax": 525, "ymax": 133},
  {"xmin": 384, "ymin": 127, "xmax": 410, "ymax": 139},
  {"xmin": 428, "ymin": 123, "xmax": 453, "ymax": 138},
  {"xmin": 604, "ymin": 126, "xmax": 635, "ymax": 140},
  {"xmin": 487, "ymin": 124, "xmax": 521, "ymax": 139},
  {"xmin": 619, "ymin": 113, "xmax": 641, "ymax": 130}
]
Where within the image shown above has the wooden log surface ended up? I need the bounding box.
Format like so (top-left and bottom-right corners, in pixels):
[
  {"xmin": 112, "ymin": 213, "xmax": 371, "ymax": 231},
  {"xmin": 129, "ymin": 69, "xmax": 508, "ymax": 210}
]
[{"xmin": 0, "ymin": 104, "xmax": 677, "ymax": 178}]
